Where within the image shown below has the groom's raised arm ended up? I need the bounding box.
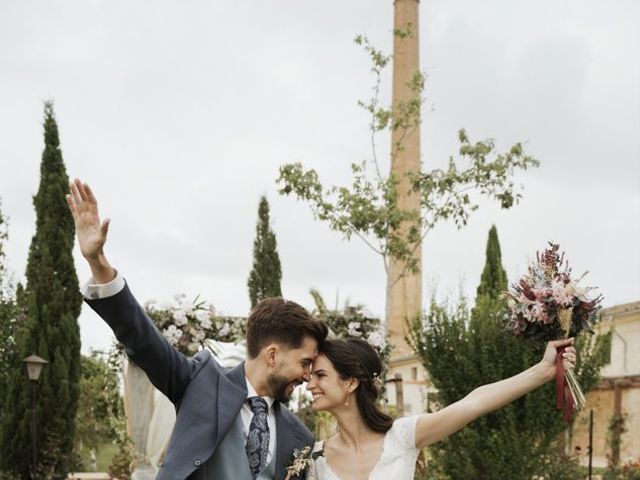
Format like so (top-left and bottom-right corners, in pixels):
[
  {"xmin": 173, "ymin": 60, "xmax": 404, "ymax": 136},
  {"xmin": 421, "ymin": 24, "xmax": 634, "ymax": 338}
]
[
  {"xmin": 413, "ymin": 338, "xmax": 576, "ymax": 448},
  {"xmin": 67, "ymin": 179, "xmax": 194, "ymax": 404}
]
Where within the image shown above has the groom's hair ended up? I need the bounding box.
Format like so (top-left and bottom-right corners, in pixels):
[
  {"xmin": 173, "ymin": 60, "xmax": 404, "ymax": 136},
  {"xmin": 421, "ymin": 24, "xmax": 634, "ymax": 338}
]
[{"xmin": 245, "ymin": 297, "xmax": 328, "ymax": 359}]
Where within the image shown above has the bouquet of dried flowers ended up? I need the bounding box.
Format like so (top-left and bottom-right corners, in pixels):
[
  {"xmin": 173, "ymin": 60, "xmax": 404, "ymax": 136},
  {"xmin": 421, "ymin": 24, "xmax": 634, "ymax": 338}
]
[{"xmin": 503, "ymin": 242, "xmax": 603, "ymax": 418}]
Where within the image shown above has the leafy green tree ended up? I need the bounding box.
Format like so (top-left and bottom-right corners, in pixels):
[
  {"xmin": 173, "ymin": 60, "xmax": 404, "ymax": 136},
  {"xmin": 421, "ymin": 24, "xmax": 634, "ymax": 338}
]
[
  {"xmin": 408, "ymin": 227, "xmax": 611, "ymax": 479},
  {"xmin": 247, "ymin": 196, "xmax": 282, "ymax": 307},
  {"xmin": 104, "ymin": 347, "xmax": 135, "ymax": 480},
  {"xmin": 0, "ymin": 102, "xmax": 83, "ymax": 479},
  {"xmin": 74, "ymin": 352, "xmax": 122, "ymax": 465},
  {"xmin": 72, "ymin": 348, "xmax": 134, "ymax": 476},
  {"xmin": 277, "ymin": 36, "xmax": 539, "ymax": 321}
]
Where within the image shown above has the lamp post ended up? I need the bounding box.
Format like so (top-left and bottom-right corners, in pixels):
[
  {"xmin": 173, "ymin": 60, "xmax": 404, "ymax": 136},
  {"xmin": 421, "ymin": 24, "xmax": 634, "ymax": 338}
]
[{"xmin": 22, "ymin": 354, "xmax": 48, "ymax": 479}]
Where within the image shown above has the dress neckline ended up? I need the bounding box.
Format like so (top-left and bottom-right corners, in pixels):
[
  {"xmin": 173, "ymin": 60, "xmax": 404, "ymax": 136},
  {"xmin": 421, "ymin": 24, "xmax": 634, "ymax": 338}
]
[{"xmin": 318, "ymin": 428, "xmax": 391, "ymax": 480}]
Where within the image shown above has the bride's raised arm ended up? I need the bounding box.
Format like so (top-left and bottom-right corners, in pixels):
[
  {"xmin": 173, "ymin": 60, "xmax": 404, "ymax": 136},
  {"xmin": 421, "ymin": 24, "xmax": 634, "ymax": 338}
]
[{"xmin": 413, "ymin": 337, "xmax": 575, "ymax": 449}]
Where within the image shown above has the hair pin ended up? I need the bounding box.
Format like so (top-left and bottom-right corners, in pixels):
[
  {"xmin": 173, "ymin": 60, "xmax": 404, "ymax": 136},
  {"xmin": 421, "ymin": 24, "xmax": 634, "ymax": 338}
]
[{"xmin": 372, "ymin": 372, "xmax": 382, "ymax": 390}]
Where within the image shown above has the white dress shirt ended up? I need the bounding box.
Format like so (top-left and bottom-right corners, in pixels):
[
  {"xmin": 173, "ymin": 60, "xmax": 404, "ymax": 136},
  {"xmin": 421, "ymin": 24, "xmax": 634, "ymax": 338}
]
[
  {"xmin": 82, "ymin": 270, "xmax": 125, "ymax": 300},
  {"xmin": 82, "ymin": 271, "xmax": 277, "ymax": 464}
]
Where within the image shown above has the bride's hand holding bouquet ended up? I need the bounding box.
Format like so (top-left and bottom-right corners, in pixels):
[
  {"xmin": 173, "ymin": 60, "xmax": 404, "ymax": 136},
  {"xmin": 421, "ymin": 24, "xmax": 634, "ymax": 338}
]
[{"xmin": 503, "ymin": 242, "xmax": 603, "ymax": 421}]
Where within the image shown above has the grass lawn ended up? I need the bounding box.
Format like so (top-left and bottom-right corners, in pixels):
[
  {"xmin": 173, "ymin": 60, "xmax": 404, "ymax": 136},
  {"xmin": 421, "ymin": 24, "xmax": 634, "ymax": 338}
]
[{"xmin": 94, "ymin": 442, "xmax": 118, "ymax": 472}]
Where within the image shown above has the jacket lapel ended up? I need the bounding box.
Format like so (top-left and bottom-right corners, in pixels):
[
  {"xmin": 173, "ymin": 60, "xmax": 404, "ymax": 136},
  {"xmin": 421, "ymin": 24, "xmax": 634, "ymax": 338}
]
[
  {"xmin": 274, "ymin": 403, "xmax": 306, "ymax": 480},
  {"xmin": 216, "ymin": 361, "xmax": 248, "ymax": 440}
]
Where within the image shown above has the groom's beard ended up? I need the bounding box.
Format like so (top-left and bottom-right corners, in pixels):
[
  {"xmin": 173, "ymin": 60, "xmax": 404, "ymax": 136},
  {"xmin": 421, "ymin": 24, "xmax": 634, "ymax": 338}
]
[{"xmin": 267, "ymin": 373, "xmax": 299, "ymax": 403}]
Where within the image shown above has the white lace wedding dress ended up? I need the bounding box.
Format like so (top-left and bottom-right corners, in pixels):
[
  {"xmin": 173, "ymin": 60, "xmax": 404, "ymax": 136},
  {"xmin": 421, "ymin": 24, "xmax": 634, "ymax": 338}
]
[{"xmin": 307, "ymin": 415, "xmax": 419, "ymax": 480}]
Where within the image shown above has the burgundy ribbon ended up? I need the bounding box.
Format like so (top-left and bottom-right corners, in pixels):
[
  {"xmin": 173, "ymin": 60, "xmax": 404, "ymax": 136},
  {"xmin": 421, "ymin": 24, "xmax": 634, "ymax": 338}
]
[{"xmin": 555, "ymin": 346, "xmax": 573, "ymax": 423}]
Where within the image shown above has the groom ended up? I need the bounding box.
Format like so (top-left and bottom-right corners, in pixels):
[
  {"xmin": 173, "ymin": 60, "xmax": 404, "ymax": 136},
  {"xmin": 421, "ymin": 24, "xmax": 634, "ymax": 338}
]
[{"xmin": 66, "ymin": 179, "xmax": 327, "ymax": 480}]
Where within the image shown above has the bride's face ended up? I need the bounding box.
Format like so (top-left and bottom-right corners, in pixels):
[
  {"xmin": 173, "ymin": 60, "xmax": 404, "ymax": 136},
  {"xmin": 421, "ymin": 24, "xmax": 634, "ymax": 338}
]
[{"xmin": 306, "ymin": 353, "xmax": 352, "ymax": 411}]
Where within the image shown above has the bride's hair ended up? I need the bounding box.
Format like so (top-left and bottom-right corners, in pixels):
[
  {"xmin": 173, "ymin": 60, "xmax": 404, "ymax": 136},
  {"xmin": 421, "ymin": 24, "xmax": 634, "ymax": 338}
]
[{"xmin": 319, "ymin": 338, "xmax": 393, "ymax": 433}]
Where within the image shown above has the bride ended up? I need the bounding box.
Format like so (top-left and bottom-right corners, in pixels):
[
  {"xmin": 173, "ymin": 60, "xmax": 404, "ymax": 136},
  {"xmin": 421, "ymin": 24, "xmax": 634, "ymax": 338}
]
[{"xmin": 304, "ymin": 337, "xmax": 576, "ymax": 479}]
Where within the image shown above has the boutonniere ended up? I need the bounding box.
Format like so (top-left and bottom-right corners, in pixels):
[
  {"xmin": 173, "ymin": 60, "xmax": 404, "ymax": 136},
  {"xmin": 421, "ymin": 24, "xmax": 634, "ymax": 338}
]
[{"xmin": 284, "ymin": 446, "xmax": 324, "ymax": 479}]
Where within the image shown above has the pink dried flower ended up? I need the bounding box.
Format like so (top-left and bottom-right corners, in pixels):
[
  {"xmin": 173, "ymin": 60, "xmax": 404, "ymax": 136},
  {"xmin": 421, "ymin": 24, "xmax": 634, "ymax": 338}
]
[
  {"xmin": 551, "ymin": 279, "xmax": 573, "ymax": 307},
  {"xmin": 503, "ymin": 242, "xmax": 603, "ymax": 341}
]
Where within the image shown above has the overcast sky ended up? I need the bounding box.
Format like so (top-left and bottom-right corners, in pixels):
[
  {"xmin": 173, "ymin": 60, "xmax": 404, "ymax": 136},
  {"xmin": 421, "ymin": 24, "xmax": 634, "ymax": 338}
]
[{"xmin": 1, "ymin": 0, "xmax": 638, "ymax": 354}]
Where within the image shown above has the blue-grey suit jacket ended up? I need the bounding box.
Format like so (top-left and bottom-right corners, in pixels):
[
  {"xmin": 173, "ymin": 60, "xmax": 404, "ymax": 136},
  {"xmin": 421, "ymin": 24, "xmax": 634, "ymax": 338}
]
[{"xmin": 86, "ymin": 282, "xmax": 313, "ymax": 480}]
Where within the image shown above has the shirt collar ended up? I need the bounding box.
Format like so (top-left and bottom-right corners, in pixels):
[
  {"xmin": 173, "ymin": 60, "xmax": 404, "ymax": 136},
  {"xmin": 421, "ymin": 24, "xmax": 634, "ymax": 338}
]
[{"xmin": 245, "ymin": 376, "xmax": 275, "ymax": 410}]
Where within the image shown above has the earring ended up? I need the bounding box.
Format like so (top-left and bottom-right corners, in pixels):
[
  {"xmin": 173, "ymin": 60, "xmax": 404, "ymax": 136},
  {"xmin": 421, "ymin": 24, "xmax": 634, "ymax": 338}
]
[{"xmin": 345, "ymin": 390, "xmax": 350, "ymax": 407}]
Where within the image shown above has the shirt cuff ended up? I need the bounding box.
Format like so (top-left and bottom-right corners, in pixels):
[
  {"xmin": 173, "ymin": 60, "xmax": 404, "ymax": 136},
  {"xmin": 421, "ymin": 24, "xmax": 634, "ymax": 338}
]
[{"xmin": 82, "ymin": 271, "xmax": 125, "ymax": 300}]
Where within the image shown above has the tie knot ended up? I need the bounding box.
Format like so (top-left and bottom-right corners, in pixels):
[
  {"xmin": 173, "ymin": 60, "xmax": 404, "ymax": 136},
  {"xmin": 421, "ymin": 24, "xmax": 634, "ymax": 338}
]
[{"xmin": 248, "ymin": 396, "xmax": 268, "ymax": 414}]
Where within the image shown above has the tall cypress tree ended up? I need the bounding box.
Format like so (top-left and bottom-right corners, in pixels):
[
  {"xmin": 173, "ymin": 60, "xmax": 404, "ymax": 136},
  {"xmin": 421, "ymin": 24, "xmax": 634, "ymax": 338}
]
[
  {"xmin": 0, "ymin": 102, "xmax": 82, "ymax": 478},
  {"xmin": 475, "ymin": 224, "xmax": 507, "ymax": 302},
  {"xmin": 247, "ymin": 196, "xmax": 282, "ymax": 308},
  {"xmin": 470, "ymin": 224, "xmax": 508, "ymax": 325}
]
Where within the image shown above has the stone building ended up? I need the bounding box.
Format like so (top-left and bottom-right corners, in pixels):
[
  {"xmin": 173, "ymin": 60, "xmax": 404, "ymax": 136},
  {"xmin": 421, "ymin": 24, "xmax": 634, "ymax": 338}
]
[
  {"xmin": 386, "ymin": 351, "xmax": 433, "ymax": 415},
  {"xmin": 571, "ymin": 301, "xmax": 640, "ymax": 467}
]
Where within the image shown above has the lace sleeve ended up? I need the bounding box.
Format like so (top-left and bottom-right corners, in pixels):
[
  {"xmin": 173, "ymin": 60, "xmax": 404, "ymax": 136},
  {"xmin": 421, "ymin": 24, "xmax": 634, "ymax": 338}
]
[{"xmin": 390, "ymin": 415, "xmax": 420, "ymax": 451}]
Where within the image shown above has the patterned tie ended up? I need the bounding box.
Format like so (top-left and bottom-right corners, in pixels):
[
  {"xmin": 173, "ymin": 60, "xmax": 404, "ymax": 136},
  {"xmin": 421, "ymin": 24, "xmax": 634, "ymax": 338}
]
[{"xmin": 246, "ymin": 396, "xmax": 270, "ymax": 479}]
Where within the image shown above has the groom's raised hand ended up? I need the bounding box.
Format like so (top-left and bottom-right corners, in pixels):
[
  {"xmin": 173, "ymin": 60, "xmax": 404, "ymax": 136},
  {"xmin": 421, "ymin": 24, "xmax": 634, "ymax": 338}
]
[{"xmin": 66, "ymin": 179, "xmax": 116, "ymax": 283}]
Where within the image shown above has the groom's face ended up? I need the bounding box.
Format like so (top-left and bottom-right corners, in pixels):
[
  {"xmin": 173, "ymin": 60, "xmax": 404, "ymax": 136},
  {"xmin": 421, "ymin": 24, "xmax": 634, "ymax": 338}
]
[{"xmin": 267, "ymin": 335, "xmax": 317, "ymax": 402}]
